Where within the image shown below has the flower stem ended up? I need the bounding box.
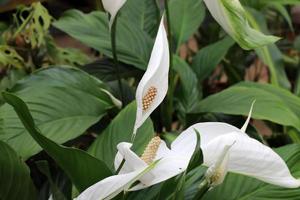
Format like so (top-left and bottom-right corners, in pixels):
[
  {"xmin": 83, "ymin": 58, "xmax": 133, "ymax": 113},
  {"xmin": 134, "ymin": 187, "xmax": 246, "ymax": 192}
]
[
  {"xmin": 111, "ymin": 16, "xmax": 124, "ymax": 108},
  {"xmin": 162, "ymin": 0, "xmax": 174, "ymax": 131},
  {"xmin": 193, "ymin": 179, "xmax": 210, "ymax": 200}
]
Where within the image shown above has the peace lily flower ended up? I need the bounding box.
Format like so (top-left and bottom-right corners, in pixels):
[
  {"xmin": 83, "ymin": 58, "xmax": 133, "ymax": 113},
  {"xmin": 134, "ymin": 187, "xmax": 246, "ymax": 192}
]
[
  {"xmin": 178, "ymin": 107, "xmax": 300, "ymax": 188},
  {"xmin": 102, "ymin": 0, "xmax": 127, "ymax": 29},
  {"xmin": 133, "ymin": 17, "xmax": 170, "ymax": 138},
  {"xmin": 203, "ymin": 0, "xmax": 280, "ymax": 50},
  {"xmin": 75, "ymin": 133, "xmax": 198, "ymax": 200}
]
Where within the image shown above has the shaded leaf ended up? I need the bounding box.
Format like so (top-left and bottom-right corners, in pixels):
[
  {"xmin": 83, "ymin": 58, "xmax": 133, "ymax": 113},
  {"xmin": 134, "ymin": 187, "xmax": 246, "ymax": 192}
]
[
  {"xmin": 193, "ymin": 82, "xmax": 300, "ymax": 131},
  {"xmin": 169, "ymin": 0, "xmax": 205, "ymax": 52},
  {"xmin": 0, "ymin": 140, "xmax": 36, "ymax": 200},
  {"xmin": 3, "ymin": 92, "xmax": 112, "ymax": 192},
  {"xmin": 88, "ymin": 102, "xmax": 155, "ymax": 171},
  {"xmin": 0, "ymin": 66, "xmax": 116, "ymax": 159},
  {"xmin": 53, "ymin": 10, "xmax": 153, "ymax": 70}
]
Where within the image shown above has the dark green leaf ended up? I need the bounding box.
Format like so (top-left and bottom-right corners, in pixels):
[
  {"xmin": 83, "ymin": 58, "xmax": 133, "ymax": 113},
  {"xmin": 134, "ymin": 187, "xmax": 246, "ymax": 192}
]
[
  {"xmin": 173, "ymin": 56, "xmax": 201, "ymax": 116},
  {"xmin": 36, "ymin": 161, "xmax": 67, "ymax": 200},
  {"xmin": 169, "ymin": 0, "xmax": 205, "ymax": 52},
  {"xmin": 3, "ymin": 92, "xmax": 112, "ymax": 193},
  {"xmin": 193, "ymin": 82, "xmax": 300, "ymax": 131},
  {"xmin": 88, "ymin": 102, "xmax": 155, "ymax": 171},
  {"xmin": 187, "ymin": 129, "xmax": 203, "ymax": 172},
  {"xmin": 53, "ymin": 10, "xmax": 153, "ymax": 70},
  {"xmin": 0, "ymin": 66, "xmax": 116, "ymax": 159},
  {"xmin": 83, "ymin": 58, "xmax": 141, "ymax": 82},
  {"xmin": 0, "ymin": 140, "xmax": 36, "ymax": 200},
  {"xmin": 120, "ymin": 0, "xmax": 160, "ymax": 36},
  {"xmin": 191, "ymin": 36, "xmax": 234, "ymax": 82}
]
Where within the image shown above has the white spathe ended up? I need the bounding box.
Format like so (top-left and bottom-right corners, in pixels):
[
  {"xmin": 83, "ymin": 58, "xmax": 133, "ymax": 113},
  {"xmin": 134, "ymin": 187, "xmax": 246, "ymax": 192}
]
[
  {"xmin": 75, "ymin": 129, "xmax": 197, "ymax": 200},
  {"xmin": 133, "ymin": 17, "xmax": 170, "ymax": 137},
  {"xmin": 203, "ymin": 0, "xmax": 280, "ymax": 50},
  {"xmin": 102, "ymin": 0, "xmax": 127, "ymax": 28},
  {"xmin": 178, "ymin": 122, "xmax": 300, "ymax": 188}
]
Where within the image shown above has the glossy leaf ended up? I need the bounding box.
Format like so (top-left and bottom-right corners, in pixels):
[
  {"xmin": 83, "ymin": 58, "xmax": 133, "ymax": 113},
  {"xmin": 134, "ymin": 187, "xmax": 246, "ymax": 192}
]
[
  {"xmin": 173, "ymin": 56, "xmax": 201, "ymax": 115},
  {"xmin": 193, "ymin": 82, "xmax": 300, "ymax": 131},
  {"xmin": 120, "ymin": 0, "xmax": 159, "ymax": 36},
  {"xmin": 191, "ymin": 36, "xmax": 234, "ymax": 82},
  {"xmin": 88, "ymin": 102, "xmax": 155, "ymax": 171},
  {"xmin": 169, "ymin": 0, "xmax": 205, "ymax": 52},
  {"xmin": 53, "ymin": 10, "xmax": 153, "ymax": 70},
  {"xmin": 0, "ymin": 67, "xmax": 115, "ymax": 159},
  {"xmin": 3, "ymin": 92, "xmax": 112, "ymax": 192},
  {"xmin": 0, "ymin": 140, "xmax": 36, "ymax": 200}
]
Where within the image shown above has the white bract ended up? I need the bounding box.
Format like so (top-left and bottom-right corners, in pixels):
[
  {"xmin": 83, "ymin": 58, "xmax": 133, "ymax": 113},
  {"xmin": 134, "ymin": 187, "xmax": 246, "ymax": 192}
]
[
  {"xmin": 203, "ymin": 0, "xmax": 280, "ymax": 50},
  {"xmin": 102, "ymin": 0, "xmax": 127, "ymax": 28},
  {"xmin": 75, "ymin": 132, "xmax": 197, "ymax": 200},
  {"xmin": 178, "ymin": 121, "xmax": 300, "ymax": 188},
  {"xmin": 133, "ymin": 17, "xmax": 170, "ymax": 137}
]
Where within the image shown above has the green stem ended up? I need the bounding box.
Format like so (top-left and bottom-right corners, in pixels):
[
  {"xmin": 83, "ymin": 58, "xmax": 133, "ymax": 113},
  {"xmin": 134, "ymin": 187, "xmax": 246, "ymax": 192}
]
[
  {"xmin": 95, "ymin": 0, "xmax": 104, "ymax": 11},
  {"xmin": 162, "ymin": 0, "xmax": 174, "ymax": 131},
  {"xmin": 111, "ymin": 16, "xmax": 125, "ymax": 108},
  {"xmin": 193, "ymin": 179, "xmax": 210, "ymax": 200}
]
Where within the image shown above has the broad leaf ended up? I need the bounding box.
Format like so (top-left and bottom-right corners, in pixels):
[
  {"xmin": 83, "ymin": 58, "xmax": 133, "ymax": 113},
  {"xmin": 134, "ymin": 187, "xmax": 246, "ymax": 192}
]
[
  {"xmin": 3, "ymin": 92, "xmax": 112, "ymax": 192},
  {"xmin": 0, "ymin": 66, "xmax": 116, "ymax": 159},
  {"xmin": 169, "ymin": 0, "xmax": 205, "ymax": 52},
  {"xmin": 53, "ymin": 10, "xmax": 153, "ymax": 70},
  {"xmin": 0, "ymin": 140, "xmax": 36, "ymax": 200},
  {"xmin": 88, "ymin": 102, "xmax": 155, "ymax": 171},
  {"xmin": 173, "ymin": 56, "xmax": 201, "ymax": 117},
  {"xmin": 83, "ymin": 58, "xmax": 141, "ymax": 82},
  {"xmin": 191, "ymin": 36, "xmax": 234, "ymax": 82},
  {"xmin": 193, "ymin": 82, "xmax": 300, "ymax": 131},
  {"xmin": 120, "ymin": 0, "xmax": 159, "ymax": 37}
]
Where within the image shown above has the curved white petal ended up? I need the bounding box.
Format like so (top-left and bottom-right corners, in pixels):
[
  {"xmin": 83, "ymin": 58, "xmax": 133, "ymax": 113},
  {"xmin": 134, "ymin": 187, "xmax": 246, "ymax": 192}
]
[
  {"xmin": 133, "ymin": 17, "xmax": 169, "ymax": 136},
  {"xmin": 102, "ymin": 0, "xmax": 127, "ymax": 29},
  {"xmin": 203, "ymin": 0, "xmax": 279, "ymax": 50},
  {"xmin": 130, "ymin": 156, "xmax": 187, "ymax": 191},
  {"xmin": 203, "ymin": 133, "xmax": 300, "ymax": 188},
  {"xmin": 114, "ymin": 142, "xmax": 147, "ymax": 174},
  {"xmin": 171, "ymin": 122, "xmax": 246, "ymax": 154},
  {"xmin": 75, "ymin": 170, "xmax": 143, "ymax": 200}
]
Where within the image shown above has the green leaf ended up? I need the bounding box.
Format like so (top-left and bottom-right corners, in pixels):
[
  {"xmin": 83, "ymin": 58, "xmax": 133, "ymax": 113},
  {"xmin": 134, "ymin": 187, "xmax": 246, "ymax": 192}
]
[
  {"xmin": 0, "ymin": 140, "xmax": 36, "ymax": 200},
  {"xmin": 83, "ymin": 59, "xmax": 141, "ymax": 82},
  {"xmin": 200, "ymin": 145, "xmax": 300, "ymax": 200},
  {"xmin": 0, "ymin": 66, "xmax": 116, "ymax": 159},
  {"xmin": 173, "ymin": 56, "xmax": 201, "ymax": 116},
  {"xmin": 120, "ymin": 0, "xmax": 159, "ymax": 37},
  {"xmin": 246, "ymin": 8, "xmax": 290, "ymax": 89},
  {"xmin": 36, "ymin": 160, "xmax": 67, "ymax": 200},
  {"xmin": 187, "ymin": 129, "xmax": 203, "ymax": 172},
  {"xmin": 3, "ymin": 92, "xmax": 112, "ymax": 192},
  {"xmin": 88, "ymin": 102, "xmax": 155, "ymax": 171},
  {"xmin": 53, "ymin": 10, "xmax": 153, "ymax": 70},
  {"xmin": 191, "ymin": 36, "xmax": 234, "ymax": 82},
  {"xmin": 169, "ymin": 0, "xmax": 205, "ymax": 52},
  {"xmin": 156, "ymin": 172, "xmax": 186, "ymax": 200},
  {"xmin": 193, "ymin": 82, "xmax": 300, "ymax": 131}
]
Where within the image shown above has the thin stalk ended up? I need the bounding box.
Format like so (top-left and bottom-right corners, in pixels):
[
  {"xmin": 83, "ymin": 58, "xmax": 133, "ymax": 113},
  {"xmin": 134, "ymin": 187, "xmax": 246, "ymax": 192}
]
[
  {"xmin": 111, "ymin": 16, "xmax": 125, "ymax": 107},
  {"xmin": 162, "ymin": 0, "xmax": 174, "ymax": 131},
  {"xmin": 95, "ymin": 0, "xmax": 104, "ymax": 11}
]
